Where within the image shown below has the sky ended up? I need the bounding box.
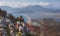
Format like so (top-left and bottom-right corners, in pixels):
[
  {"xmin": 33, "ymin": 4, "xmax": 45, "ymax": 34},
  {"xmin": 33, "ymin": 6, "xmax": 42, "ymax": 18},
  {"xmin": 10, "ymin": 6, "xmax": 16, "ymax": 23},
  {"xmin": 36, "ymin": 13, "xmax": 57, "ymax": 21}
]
[{"xmin": 0, "ymin": 0, "xmax": 60, "ymax": 8}]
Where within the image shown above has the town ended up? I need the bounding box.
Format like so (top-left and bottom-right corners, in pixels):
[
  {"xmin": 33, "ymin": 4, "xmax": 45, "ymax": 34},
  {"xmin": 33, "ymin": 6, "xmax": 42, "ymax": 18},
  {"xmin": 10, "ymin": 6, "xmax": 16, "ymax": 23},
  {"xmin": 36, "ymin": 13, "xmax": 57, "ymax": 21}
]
[
  {"xmin": 0, "ymin": 9, "xmax": 40, "ymax": 36},
  {"xmin": 0, "ymin": 7, "xmax": 60, "ymax": 36}
]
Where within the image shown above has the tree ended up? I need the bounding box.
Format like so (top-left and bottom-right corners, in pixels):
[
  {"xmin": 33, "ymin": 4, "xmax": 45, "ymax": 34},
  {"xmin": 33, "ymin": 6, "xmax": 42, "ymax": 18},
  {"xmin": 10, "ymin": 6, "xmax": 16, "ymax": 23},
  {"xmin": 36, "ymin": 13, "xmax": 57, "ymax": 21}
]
[
  {"xmin": 2, "ymin": 10, "xmax": 7, "ymax": 17},
  {"xmin": 0, "ymin": 9, "xmax": 7, "ymax": 17},
  {"xmin": 8, "ymin": 13, "xmax": 15, "ymax": 23}
]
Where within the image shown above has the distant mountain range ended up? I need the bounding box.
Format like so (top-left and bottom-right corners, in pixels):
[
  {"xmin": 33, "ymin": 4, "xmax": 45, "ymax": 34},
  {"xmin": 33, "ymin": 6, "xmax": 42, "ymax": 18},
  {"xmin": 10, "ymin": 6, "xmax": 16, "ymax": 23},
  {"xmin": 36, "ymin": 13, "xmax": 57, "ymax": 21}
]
[
  {"xmin": 0, "ymin": 5, "xmax": 60, "ymax": 13},
  {"xmin": 0, "ymin": 5, "xmax": 60, "ymax": 19},
  {"xmin": 15, "ymin": 5, "xmax": 60, "ymax": 13}
]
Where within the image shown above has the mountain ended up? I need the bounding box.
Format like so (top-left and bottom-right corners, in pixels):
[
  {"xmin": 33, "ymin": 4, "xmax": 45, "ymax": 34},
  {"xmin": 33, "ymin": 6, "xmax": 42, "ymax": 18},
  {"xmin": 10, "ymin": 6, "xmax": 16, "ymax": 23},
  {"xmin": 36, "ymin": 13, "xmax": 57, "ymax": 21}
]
[
  {"xmin": 0, "ymin": 5, "xmax": 60, "ymax": 19},
  {"xmin": 0, "ymin": 6, "xmax": 15, "ymax": 13},
  {"xmin": 14, "ymin": 5, "xmax": 60, "ymax": 13},
  {"xmin": 0, "ymin": 5, "xmax": 60, "ymax": 13}
]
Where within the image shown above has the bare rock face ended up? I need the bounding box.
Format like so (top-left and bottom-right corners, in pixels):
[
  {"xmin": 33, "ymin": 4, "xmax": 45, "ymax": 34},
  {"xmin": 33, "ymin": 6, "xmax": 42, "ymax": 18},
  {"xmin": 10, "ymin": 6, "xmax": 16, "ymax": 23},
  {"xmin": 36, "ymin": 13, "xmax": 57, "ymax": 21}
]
[{"xmin": 40, "ymin": 18, "xmax": 60, "ymax": 36}]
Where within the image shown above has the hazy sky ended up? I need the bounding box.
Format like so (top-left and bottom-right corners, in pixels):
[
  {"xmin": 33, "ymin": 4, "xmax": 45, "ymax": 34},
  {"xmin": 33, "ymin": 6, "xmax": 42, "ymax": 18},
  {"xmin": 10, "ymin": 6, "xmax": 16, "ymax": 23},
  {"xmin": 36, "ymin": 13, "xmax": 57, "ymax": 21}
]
[{"xmin": 0, "ymin": 0, "xmax": 60, "ymax": 8}]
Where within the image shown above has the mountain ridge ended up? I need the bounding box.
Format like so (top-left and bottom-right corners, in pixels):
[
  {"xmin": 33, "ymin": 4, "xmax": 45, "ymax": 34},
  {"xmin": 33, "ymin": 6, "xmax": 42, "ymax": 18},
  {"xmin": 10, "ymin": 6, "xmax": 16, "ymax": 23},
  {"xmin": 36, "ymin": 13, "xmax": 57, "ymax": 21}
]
[
  {"xmin": 0, "ymin": 5, "xmax": 60, "ymax": 13},
  {"xmin": 0, "ymin": 5, "xmax": 60, "ymax": 19}
]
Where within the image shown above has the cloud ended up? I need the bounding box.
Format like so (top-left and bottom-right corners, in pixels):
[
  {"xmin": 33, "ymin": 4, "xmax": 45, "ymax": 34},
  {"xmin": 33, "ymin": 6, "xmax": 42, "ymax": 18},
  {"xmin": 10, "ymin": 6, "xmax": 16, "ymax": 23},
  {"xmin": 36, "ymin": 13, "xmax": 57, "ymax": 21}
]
[
  {"xmin": 0, "ymin": 1, "xmax": 50, "ymax": 8},
  {"xmin": 38, "ymin": 2, "xmax": 50, "ymax": 6}
]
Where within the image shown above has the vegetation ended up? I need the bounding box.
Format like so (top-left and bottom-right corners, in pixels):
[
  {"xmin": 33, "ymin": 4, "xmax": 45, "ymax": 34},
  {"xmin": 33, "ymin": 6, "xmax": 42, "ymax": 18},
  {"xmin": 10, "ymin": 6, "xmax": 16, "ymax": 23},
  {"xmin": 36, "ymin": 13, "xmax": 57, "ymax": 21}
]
[
  {"xmin": 40, "ymin": 18, "xmax": 60, "ymax": 36},
  {"xmin": 0, "ymin": 9, "xmax": 7, "ymax": 17}
]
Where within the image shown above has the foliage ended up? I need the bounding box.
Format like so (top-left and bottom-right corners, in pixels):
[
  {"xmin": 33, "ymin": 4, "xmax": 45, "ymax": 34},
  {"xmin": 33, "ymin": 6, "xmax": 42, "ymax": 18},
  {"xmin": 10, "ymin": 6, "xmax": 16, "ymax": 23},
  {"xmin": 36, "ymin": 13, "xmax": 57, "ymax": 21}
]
[{"xmin": 0, "ymin": 9, "xmax": 7, "ymax": 17}]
